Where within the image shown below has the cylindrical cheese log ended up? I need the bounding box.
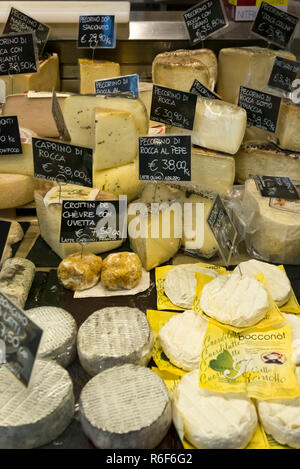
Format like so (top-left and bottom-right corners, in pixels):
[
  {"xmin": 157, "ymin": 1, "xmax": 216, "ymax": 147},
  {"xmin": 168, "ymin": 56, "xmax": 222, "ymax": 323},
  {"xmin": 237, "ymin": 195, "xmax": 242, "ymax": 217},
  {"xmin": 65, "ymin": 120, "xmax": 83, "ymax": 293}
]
[{"xmin": 0, "ymin": 258, "xmax": 35, "ymax": 308}]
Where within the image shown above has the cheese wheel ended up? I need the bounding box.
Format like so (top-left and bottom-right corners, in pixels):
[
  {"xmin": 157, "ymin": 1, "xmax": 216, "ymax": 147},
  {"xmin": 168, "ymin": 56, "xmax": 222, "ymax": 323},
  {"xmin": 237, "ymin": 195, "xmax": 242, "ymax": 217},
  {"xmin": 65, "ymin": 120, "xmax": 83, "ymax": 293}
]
[{"xmin": 0, "ymin": 174, "xmax": 34, "ymax": 209}]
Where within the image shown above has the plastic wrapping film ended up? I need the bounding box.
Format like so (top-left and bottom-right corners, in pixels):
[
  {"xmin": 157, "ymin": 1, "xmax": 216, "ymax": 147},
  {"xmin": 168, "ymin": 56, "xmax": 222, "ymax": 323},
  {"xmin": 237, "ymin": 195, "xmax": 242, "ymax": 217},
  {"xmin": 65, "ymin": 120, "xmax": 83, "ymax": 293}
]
[
  {"xmin": 225, "ymin": 180, "xmax": 300, "ymax": 265},
  {"xmin": 0, "ymin": 258, "xmax": 35, "ymax": 308}
]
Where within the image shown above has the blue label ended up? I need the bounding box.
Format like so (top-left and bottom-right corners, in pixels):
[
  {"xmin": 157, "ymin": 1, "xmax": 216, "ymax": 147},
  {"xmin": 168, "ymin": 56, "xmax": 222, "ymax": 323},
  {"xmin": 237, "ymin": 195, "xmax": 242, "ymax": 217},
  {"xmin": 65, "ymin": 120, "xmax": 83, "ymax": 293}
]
[
  {"xmin": 78, "ymin": 15, "xmax": 116, "ymax": 49},
  {"xmin": 95, "ymin": 74, "xmax": 139, "ymax": 97}
]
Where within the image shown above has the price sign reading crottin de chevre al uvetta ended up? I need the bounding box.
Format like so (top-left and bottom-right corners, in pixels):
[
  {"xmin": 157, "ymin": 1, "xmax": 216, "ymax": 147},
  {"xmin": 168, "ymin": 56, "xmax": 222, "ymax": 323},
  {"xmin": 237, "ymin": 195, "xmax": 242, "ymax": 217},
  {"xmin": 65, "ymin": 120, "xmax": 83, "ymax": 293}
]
[
  {"xmin": 32, "ymin": 138, "xmax": 93, "ymax": 187},
  {"xmin": 77, "ymin": 15, "xmax": 116, "ymax": 49},
  {"xmin": 238, "ymin": 86, "xmax": 281, "ymax": 133},
  {"xmin": 139, "ymin": 135, "xmax": 191, "ymax": 182},
  {"xmin": 0, "ymin": 32, "xmax": 38, "ymax": 76}
]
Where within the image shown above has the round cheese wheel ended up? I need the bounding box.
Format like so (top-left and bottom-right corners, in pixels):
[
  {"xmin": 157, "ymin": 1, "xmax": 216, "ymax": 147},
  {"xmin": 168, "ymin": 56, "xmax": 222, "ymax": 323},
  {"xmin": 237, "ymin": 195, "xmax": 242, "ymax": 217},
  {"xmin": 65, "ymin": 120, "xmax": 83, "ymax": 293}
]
[
  {"xmin": 0, "ymin": 174, "xmax": 34, "ymax": 209},
  {"xmin": 101, "ymin": 252, "xmax": 142, "ymax": 290},
  {"xmin": 57, "ymin": 252, "xmax": 102, "ymax": 291}
]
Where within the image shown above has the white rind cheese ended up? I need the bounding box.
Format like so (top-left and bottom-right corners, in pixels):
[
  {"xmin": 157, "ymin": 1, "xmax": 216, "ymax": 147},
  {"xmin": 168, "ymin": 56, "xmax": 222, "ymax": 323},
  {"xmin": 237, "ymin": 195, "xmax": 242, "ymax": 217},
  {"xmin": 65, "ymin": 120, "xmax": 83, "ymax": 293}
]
[
  {"xmin": 63, "ymin": 94, "xmax": 148, "ymax": 148},
  {"xmin": 0, "ymin": 359, "xmax": 74, "ymax": 449},
  {"xmin": 233, "ymin": 260, "xmax": 292, "ymax": 307},
  {"xmin": 79, "ymin": 364, "xmax": 171, "ymax": 449},
  {"xmin": 235, "ymin": 143, "xmax": 300, "ymax": 184},
  {"xmin": 0, "ymin": 258, "xmax": 35, "ymax": 309},
  {"xmin": 173, "ymin": 370, "xmax": 258, "ymax": 449},
  {"xmin": 158, "ymin": 310, "xmax": 207, "ymax": 371},
  {"xmin": 283, "ymin": 313, "xmax": 300, "ymax": 366},
  {"xmin": 92, "ymin": 107, "xmax": 138, "ymax": 170},
  {"xmin": 25, "ymin": 307, "xmax": 77, "ymax": 368},
  {"xmin": 217, "ymin": 47, "xmax": 296, "ymax": 104},
  {"xmin": 77, "ymin": 307, "xmax": 154, "ymax": 376},
  {"xmin": 257, "ymin": 368, "xmax": 300, "ymax": 449},
  {"xmin": 200, "ymin": 273, "xmax": 269, "ymax": 327},
  {"xmin": 243, "ymin": 179, "xmax": 300, "ymax": 265},
  {"xmin": 164, "ymin": 264, "xmax": 218, "ymax": 309}
]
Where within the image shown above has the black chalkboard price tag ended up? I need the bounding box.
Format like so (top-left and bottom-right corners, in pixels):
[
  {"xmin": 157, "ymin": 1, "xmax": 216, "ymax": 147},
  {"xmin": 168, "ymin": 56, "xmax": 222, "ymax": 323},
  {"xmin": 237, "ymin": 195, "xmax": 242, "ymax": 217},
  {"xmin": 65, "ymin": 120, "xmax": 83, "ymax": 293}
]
[
  {"xmin": 95, "ymin": 74, "xmax": 139, "ymax": 97},
  {"xmin": 0, "ymin": 221, "xmax": 11, "ymax": 264},
  {"xmin": 139, "ymin": 135, "xmax": 191, "ymax": 182},
  {"xmin": 32, "ymin": 137, "xmax": 93, "ymax": 187},
  {"xmin": 60, "ymin": 199, "xmax": 127, "ymax": 243},
  {"xmin": 190, "ymin": 79, "xmax": 220, "ymax": 100},
  {"xmin": 0, "ymin": 32, "xmax": 38, "ymax": 76},
  {"xmin": 251, "ymin": 2, "xmax": 298, "ymax": 49},
  {"xmin": 253, "ymin": 175, "xmax": 300, "ymax": 200},
  {"xmin": 77, "ymin": 15, "xmax": 116, "ymax": 49},
  {"xmin": 207, "ymin": 194, "xmax": 238, "ymax": 266},
  {"xmin": 268, "ymin": 56, "xmax": 300, "ymax": 94},
  {"xmin": 183, "ymin": 0, "xmax": 228, "ymax": 45},
  {"xmin": 0, "ymin": 116, "xmax": 22, "ymax": 155},
  {"xmin": 0, "ymin": 292, "xmax": 43, "ymax": 386},
  {"xmin": 238, "ymin": 86, "xmax": 281, "ymax": 133},
  {"xmin": 150, "ymin": 85, "xmax": 197, "ymax": 130},
  {"xmin": 3, "ymin": 7, "xmax": 50, "ymax": 59}
]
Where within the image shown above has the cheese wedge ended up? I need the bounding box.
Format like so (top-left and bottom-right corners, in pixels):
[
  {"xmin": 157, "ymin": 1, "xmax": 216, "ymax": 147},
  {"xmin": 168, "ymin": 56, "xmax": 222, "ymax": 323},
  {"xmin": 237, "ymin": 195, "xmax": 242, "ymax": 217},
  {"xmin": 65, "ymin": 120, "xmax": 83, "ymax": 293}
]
[
  {"xmin": 243, "ymin": 178, "xmax": 300, "ymax": 265},
  {"xmin": 0, "ymin": 174, "xmax": 34, "ymax": 209},
  {"xmin": 2, "ymin": 54, "xmax": 60, "ymax": 95},
  {"xmin": 217, "ymin": 47, "xmax": 296, "ymax": 104},
  {"xmin": 92, "ymin": 107, "xmax": 138, "ymax": 171},
  {"xmin": 79, "ymin": 58, "xmax": 120, "ymax": 94},
  {"xmin": 275, "ymin": 100, "xmax": 300, "ymax": 152},
  {"xmin": 235, "ymin": 143, "xmax": 300, "ymax": 183},
  {"xmin": 93, "ymin": 159, "xmax": 142, "ymax": 202},
  {"xmin": 35, "ymin": 185, "xmax": 123, "ymax": 259},
  {"xmin": 166, "ymin": 98, "xmax": 246, "ymax": 155},
  {"xmin": 152, "ymin": 53, "xmax": 211, "ymax": 93},
  {"xmin": 63, "ymin": 94, "xmax": 149, "ymax": 148}
]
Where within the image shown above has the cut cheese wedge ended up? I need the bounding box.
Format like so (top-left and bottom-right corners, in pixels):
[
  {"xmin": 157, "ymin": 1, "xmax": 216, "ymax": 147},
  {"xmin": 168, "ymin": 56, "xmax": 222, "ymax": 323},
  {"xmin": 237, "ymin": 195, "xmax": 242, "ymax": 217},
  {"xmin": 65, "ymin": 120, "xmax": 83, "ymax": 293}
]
[
  {"xmin": 235, "ymin": 143, "xmax": 300, "ymax": 184},
  {"xmin": 275, "ymin": 100, "xmax": 300, "ymax": 152},
  {"xmin": 166, "ymin": 98, "xmax": 246, "ymax": 155},
  {"xmin": 63, "ymin": 94, "xmax": 149, "ymax": 148},
  {"xmin": 217, "ymin": 47, "xmax": 296, "ymax": 104},
  {"xmin": 0, "ymin": 174, "xmax": 34, "ymax": 208},
  {"xmin": 79, "ymin": 58, "xmax": 120, "ymax": 94},
  {"xmin": 92, "ymin": 107, "xmax": 138, "ymax": 170}
]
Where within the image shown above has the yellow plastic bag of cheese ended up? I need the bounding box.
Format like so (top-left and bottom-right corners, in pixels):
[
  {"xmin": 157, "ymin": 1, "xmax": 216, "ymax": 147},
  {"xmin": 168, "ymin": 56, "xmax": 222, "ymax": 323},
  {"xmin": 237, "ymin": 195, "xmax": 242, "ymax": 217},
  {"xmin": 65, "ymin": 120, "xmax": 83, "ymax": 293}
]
[
  {"xmin": 199, "ymin": 320, "xmax": 300, "ymax": 400},
  {"xmin": 155, "ymin": 262, "xmax": 226, "ymax": 311}
]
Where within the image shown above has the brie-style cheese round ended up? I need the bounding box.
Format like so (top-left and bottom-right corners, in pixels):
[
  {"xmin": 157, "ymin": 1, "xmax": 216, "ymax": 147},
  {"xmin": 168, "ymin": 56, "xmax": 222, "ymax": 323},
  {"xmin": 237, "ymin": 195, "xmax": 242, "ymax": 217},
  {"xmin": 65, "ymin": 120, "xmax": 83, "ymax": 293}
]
[
  {"xmin": 200, "ymin": 273, "xmax": 269, "ymax": 327},
  {"xmin": 257, "ymin": 368, "xmax": 300, "ymax": 448},
  {"xmin": 164, "ymin": 264, "xmax": 218, "ymax": 309},
  {"xmin": 283, "ymin": 313, "xmax": 300, "ymax": 365},
  {"xmin": 173, "ymin": 370, "xmax": 258, "ymax": 449},
  {"xmin": 158, "ymin": 310, "xmax": 207, "ymax": 371},
  {"xmin": 233, "ymin": 260, "xmax": 291, "ymax": 306}
]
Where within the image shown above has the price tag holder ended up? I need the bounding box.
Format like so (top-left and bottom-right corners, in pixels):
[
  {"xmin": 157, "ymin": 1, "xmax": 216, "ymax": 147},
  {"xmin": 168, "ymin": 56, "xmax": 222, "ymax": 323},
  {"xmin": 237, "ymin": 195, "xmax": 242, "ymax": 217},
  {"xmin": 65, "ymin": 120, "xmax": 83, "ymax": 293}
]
[
  {"xmin": 190, "ymin": 79, "xmax": 220, "ymax": 99},
  {"xmin": 3, "ymin": 7, "xmax": 50, "ymax": 59},
  {"xmin": 183, "ymin": 0, "xmax": 228, "ymax": 45},
  {"xmin": 253, "ymin": 175, "xmax": 300, "ymax": 200},
  {"xmin": 0, "ymin": 292, "xmax": 43, "ymax": 386},
  {"xmin": 0, "ymin": 116, "xmax": 22, "ymax": 155},
  {"xmin": 0, "ymin": 221, "xmax": 11, "ymax": 264},
  {"xmin": 268, "ymin": 57, "xmax": 300, "ymax": 94},
  {"xmin": 32, "ymin": 137, "xmax": 93, "ymax": 187},
  {"xmin": 150, "ymin": 85, "xmax": 197, "ymax": 130},
  {"xmin": 238, "ymin": 86, "xmax": 281, "ymax": 133},
  {"xmin": 95, "ymin": 74, "xmax": 139, "ymax": 97},
  {"xmin": 0, "ymin": 32, "xmax": 38, "ymax": 76},
  {"xmin": 51, "ymin": 89, "xmax": 71, "ymax": 142},
  {"xmin": 60, "ymin": 199, "xmax": 126, "ymax": 243},
  {"xmin": 139, "ymin": 135, "xmax": 191, "ymax": 182},
  {"xmin": 251, "ymin": 2, "xmax": 298, "ymax": 49},
  {"xmin": 77, "ymin": 15, "xmax": 116, "ymax": 49},
  {"xmin": 207, "ymin": 194, "xmax": 238, "ymax": 267}
]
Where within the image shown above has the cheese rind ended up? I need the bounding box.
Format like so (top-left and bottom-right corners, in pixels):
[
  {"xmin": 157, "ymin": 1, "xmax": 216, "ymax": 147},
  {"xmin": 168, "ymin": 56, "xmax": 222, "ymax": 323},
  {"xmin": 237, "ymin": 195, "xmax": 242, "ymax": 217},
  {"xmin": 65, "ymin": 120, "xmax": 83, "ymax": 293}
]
[
  {"xmin": 243, "ymin": 179, "xmax": 300, "ymax": 265},
  {"xmin": 77, "ymin": 307, "xmax": 154, "ymax": 376},
  {"xmin": 79, "ymin": 364, "xmax": 171, "ymax": 449},
  {"xmin": 63, "ymin": 94, "xmax": 148, "ymax": 148},
  {"xmin": 0, "ymin": 359, "xmax": 74, "ymax": 449},
  {"xmin": 200, "ymin": 273, "xmax": 269, "ymax": 327},
  {"xmin": 92, "ymin": 107, "xmax": 138, "ymax": 170},
  {"xmin": 173, "ymin": 370, "xmax": 258, "ymax": 449},
  {"xmin": 25, "ymin": 307, "xmax": 77, "ymax": 368},
  {"xmin": 275, "ymin": 100, "xmax": 300, "ymax": 152},
  {"xmin": 0, "ymin": 174, "xmax": 34, "ymax": 207},
  {"xmin": 0, "ymin": 258, "xmax": 35, "ymax": 308},
  {"xmin": 158, "ymin": 310, "xmax": 207, "ymax": 371},
  {"xmin": 79, "ymin": 58, "xmax": 120, "ymax": 94},
  {"xmin": 235, "ymin": 143, "xmax": 300, "ymax": 184},
  {"xmin": 217, "ymin": 47, "xmax": 296, "ymax": 104},
  {"xmin": 257, "ymin": 368, "xmax": 300, "ymax": 449}
]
